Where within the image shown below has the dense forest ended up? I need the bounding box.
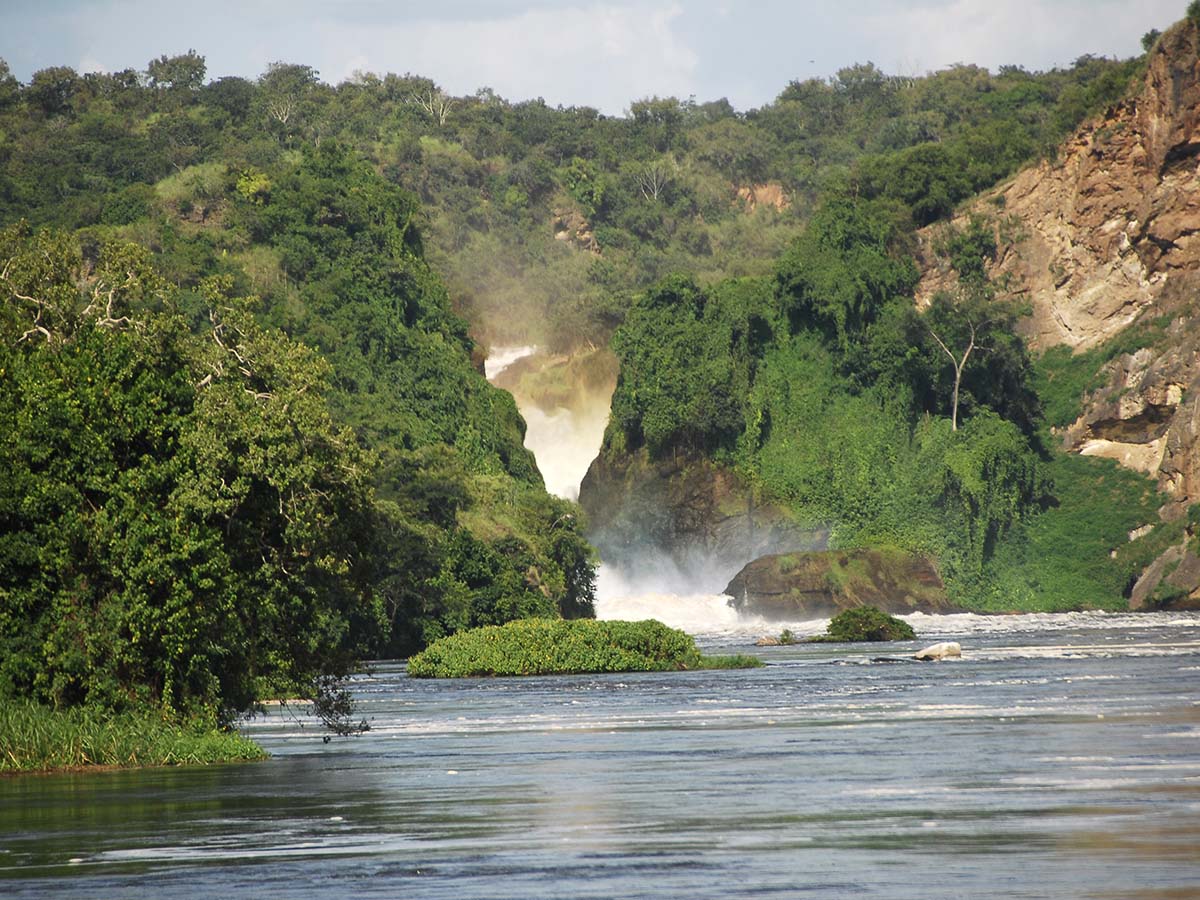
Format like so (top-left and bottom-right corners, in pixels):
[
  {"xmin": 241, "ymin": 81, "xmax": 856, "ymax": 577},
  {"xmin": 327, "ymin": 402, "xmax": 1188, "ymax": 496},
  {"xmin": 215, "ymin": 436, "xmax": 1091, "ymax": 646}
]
[{"xmin": 0, "ymin": 15, "xmax": 1179, "ymax": 728}]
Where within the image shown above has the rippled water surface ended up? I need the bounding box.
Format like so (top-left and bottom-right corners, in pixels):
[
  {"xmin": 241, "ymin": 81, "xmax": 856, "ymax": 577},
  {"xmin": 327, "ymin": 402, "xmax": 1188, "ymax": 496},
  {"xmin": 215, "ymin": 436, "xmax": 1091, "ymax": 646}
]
[{"xmin": 3, "ymin": 611, "xmax": 1199, "ymax": 899}]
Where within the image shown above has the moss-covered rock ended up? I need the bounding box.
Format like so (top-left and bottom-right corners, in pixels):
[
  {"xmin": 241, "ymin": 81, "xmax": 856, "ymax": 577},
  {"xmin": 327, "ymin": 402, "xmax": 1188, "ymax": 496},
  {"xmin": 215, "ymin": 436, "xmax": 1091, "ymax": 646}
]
[{"xmin": 724, "ymin": 547, "xmax": 958, "ymax": 620}]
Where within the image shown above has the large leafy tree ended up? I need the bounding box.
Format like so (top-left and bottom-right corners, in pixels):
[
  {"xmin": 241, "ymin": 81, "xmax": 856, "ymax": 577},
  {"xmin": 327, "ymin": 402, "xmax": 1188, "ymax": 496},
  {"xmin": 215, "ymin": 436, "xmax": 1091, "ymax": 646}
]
[
  {"xmin": 0, "ymin": 224, "xmax": 382, "ymax": 719},
  {"xmin": 774, "ymin": 198, "xmax": 917, "ymax": 350}
]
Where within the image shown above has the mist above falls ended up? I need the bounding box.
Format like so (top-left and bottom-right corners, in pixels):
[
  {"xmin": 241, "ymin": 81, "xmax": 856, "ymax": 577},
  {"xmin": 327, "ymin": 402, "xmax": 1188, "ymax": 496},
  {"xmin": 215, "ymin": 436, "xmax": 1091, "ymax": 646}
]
[{"xmin": 486, "ymin": 346, "xmax": 615, "ymax": 502}]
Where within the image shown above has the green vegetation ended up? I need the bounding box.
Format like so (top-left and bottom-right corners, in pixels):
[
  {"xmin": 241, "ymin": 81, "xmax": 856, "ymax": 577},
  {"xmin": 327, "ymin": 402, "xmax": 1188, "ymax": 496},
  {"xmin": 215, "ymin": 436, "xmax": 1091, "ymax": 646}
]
[
  {"xmin": 407, "ymin": 618, "xmax": 762, "ymax": 678},
  {"xmin": 1035, "ymin": 316, "xmax": 1169, "ymax": 427},
  {"xmin": 0, "ymin": 45, "xmax": 1147, "ymax": 354},
  {"xmin": 0, "ymin": 699, "xmax": 265, "ymax": 773},
  {"xmin": 809, "ymin": 607, "xmax": 917, "ymax": 643},
  {"xmin": 0, "ymin": 146, "xmax": 595, "ymax": 748},
  {"xmin": 979, "ymin": 454, "xmax": 1166, "ymax": 612}
]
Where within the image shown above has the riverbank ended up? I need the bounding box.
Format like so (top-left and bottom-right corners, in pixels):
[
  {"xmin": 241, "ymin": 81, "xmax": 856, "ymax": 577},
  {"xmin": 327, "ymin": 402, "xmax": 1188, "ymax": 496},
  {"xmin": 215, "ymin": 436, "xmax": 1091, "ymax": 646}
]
[{"xmin": 0, "ymin": 700, "xmax": 266, "ymax": 775}]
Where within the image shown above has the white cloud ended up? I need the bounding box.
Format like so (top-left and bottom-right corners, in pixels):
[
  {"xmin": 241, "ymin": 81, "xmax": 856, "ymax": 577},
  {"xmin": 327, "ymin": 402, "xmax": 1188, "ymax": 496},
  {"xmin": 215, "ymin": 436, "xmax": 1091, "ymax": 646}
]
[
  {"xmin": 863, "ymin": 0, "xmax": 1180, "ymax": 74},
  {"xmin": 320, "ymin": 3, "xmax": 699, "ymax": 112},
  {"xmin": 3, "ymin": 0, "xmax": 1186, "ymax": 112},
  {"xmin": 76, "ymin": 55, "xmax": 109, "ymax": 75}
]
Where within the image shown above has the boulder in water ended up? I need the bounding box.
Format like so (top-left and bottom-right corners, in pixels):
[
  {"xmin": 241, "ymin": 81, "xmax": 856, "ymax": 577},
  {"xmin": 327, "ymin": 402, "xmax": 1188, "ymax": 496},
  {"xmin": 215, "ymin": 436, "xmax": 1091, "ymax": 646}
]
[
  {"xmin": 913, "ymin": 641, "xmax": 962, "ymax": 661},
  {"xmin": 725, "ymin": 548, "xmax": 959, "ymax": 621}
]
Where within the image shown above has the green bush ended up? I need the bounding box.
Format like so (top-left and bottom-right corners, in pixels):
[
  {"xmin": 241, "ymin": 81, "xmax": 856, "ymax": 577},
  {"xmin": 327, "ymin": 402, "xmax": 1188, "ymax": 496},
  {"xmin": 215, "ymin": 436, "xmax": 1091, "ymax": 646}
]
[
  {"xmin": 407, "ymin": 618, "xmax": 762, "ymax": 678},
  {"xmin": 810, "ymin": 606, "xmax": 916, "ymax": 642}
]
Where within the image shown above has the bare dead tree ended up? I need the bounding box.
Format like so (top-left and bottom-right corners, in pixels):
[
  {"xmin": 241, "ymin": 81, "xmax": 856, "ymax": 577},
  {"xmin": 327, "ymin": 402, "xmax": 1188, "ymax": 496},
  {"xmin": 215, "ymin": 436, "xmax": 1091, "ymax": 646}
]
[
  {"xmin": 636, "ymin": 159, "xmax": 674, "ymax": 202},
  {"xmin": 409, "ymin": 88, "xmax": 455, "ymax": 126},
  {"xmin": 198, "ymin": 306, "xmax": 272, "ymax": 401},
  {"xmin": 265, "ymin": 95, "xmax": 294, "ymax": 126},
  {"xmin": 927, "ymin": 313, "xmax": 991, "ymax": 432}
]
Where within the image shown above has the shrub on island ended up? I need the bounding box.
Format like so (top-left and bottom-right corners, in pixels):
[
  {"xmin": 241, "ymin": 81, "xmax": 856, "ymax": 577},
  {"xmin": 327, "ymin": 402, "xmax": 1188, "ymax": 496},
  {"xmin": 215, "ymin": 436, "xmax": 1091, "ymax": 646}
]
[
  {"xmin": 406, "ymin": 618, "xmax": 762, "ymax": 678},
  {"xmin": 808, "ymin": 606, "xmax": 917, "ymax": 642}
]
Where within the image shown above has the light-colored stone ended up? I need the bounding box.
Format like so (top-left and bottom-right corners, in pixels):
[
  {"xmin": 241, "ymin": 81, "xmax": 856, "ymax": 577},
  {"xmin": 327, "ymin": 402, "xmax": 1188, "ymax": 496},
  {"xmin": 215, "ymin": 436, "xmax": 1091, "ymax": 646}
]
[
  {"xmin": 913, "ymin": 642, "xmax": 962, "ymax": 661},
  {"xmin": 1077, "ymin": 437, "xmax": 1167, "ymax": 476},
  {"xmin": 735, "ymin": 182, "xmax": 790, "ymax": 212},
  {"xmin": 1129, "ymin": 524, "xmax": 1155, "ymax": 542}
]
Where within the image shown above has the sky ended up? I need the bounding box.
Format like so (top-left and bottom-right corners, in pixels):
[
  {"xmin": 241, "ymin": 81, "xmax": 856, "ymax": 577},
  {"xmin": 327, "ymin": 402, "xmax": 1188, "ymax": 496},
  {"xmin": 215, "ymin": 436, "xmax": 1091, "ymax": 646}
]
[{"xmin": 1, "ymin": 0, "xmax": 1186, "ymax": 115}]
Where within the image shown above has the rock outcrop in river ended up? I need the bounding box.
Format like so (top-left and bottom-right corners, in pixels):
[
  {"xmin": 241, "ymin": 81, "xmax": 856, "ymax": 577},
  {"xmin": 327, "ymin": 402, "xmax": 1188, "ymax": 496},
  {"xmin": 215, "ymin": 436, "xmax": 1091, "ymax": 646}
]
[{"xmin": 723, "ymin": 549, "xmax": 959, "ymax": 621}]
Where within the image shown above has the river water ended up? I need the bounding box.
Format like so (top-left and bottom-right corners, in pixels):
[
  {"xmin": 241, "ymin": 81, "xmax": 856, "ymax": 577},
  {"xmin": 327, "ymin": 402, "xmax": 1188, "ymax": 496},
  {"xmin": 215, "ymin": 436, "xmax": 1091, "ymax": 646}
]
[{"xmin": 2, "ymin": 608, "xmax": 1199, "ymax": 899}]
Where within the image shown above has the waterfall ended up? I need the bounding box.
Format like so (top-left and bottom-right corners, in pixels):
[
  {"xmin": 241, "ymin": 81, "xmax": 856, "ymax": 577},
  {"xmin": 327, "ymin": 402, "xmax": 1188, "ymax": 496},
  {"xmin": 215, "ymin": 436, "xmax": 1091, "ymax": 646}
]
[
  {"xmin": 486, "ymin": 345, "xmax": 751, "ymax": 635},
  {"xmin": 485, "ymin": 346, "xmax": 610, "ymax": 502}
]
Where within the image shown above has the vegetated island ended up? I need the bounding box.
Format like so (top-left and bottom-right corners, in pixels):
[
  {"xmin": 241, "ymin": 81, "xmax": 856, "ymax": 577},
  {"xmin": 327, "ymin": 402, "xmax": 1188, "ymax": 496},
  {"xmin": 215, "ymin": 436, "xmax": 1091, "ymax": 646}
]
[
  {"xmin": 407, "ymin": 618, "xmax": 762, "ymax": 678},
  {"xmin": 806, "ymin": 607, "xmax": 918, "ymax": 643}
]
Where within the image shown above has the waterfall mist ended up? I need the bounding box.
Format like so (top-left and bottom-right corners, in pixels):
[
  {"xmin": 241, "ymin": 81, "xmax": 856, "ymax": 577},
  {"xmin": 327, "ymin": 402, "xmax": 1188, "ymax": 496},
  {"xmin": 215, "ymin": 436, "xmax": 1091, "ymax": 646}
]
[{"xmin": 485, "ymin": 346, "xmax": 616, "ymax": 502}]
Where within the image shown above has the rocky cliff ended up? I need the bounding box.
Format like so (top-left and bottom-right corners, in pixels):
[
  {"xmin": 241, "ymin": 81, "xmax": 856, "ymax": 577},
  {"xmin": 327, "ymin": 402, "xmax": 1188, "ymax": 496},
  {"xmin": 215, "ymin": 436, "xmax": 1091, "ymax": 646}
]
[
  {"xmin": 579, "ymin": 449, "xmax": 817, "ymax": 590},
  {"xmin": 915, "ymin": 20, "xmax": 1200, "ymax": 352}
]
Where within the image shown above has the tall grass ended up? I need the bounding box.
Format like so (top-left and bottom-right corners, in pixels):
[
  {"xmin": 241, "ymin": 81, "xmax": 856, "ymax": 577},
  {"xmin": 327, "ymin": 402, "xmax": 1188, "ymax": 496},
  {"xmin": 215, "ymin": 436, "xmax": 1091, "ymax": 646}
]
[{"xmin": 0, "ymin": 700, "xmax": 266, "ymax": 774}]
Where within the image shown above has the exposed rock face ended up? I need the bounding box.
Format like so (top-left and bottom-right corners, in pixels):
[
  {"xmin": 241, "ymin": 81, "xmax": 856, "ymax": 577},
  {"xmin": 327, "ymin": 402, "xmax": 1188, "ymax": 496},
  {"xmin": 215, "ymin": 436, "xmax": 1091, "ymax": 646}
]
[
  {"xmin": 723, "ymin": 549, "xmax": 958, "ymax": 621},
  {"xmin": 579, "ymin": 449, "xmax": 813, "ymax": 589},
  {"xmin": 1129, "ymin": 539, "xmax": 1200, "ymax": 610},
  {"xmin": 551, "ymin": 207, "xmax": 600, "ymax": 254},
  {"xmin": 915, "ymin": 20, "xmax": 1200, "ymax": 352},
  {"xmin": 1060, "ymin": 291, "xmax": 1200, "ymax": 512},
  {"xmin": 914, "ymin": 21, "xmax": 1200, "ymax": 606},
  {"xmin": 735, "ymin": 182, "xmax": 790, "ymax": 212}
]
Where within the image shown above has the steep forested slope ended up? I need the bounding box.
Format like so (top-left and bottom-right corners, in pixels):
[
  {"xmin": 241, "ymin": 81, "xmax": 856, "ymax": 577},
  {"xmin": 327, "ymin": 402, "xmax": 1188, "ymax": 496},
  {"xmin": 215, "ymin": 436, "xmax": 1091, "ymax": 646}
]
[{"xmin": 0, "ymin": 142, "xmax": 595, "ymax": 722}]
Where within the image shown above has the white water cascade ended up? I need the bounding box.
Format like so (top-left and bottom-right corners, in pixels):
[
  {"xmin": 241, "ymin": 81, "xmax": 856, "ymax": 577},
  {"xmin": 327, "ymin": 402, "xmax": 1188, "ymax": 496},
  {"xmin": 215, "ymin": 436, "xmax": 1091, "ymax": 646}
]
[
  {"xmin": 486, "ymin": 346, "xmax": 752, "ymax": 635},
  {"xmin": 484, "ymin": 346, "xmax": 607, "ymax": 501}
]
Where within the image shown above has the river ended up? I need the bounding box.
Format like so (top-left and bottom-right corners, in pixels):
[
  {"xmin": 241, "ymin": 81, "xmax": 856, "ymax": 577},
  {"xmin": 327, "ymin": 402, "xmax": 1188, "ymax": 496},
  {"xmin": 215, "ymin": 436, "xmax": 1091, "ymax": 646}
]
[{"xmin": 2, "ymin": 611, "xmax": 1199, "ymax": 899}]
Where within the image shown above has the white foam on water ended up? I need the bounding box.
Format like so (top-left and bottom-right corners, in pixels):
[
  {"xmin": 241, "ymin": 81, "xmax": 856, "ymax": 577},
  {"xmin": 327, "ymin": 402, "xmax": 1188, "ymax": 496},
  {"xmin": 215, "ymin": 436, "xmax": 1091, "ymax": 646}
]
[
  {"xmin": 905, "ymin": 610, "xmax": 1200, "ymax": 635},
  {"xmin": 483, "ymin": 345, "xmax": 536, "ymax": 380},
  {"xmin": 595, "ymin": 589, "xmax": 745, "ymax": 633},
  {"xmin": 594, "ymin": 564, "xmax": 838, "ymax": 639}
]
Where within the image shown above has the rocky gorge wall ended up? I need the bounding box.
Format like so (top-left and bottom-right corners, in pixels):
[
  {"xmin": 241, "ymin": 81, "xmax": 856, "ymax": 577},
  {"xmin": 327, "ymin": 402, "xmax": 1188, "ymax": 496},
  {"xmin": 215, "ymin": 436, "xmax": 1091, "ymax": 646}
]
[
  {"xmin": 576, "ymin": 21, "xmax": 1200, "ymax": 610},
  {"xmin": 915, "ymin": 19, "xmax": 1200, "ymax": 606},
  {"xmin": 579, "ymin": 448, "xmax": 819, "ymax": 593},
  {"xmin": 915, "ymin": 20, "xmax": 1200, "ymax": 353}
]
